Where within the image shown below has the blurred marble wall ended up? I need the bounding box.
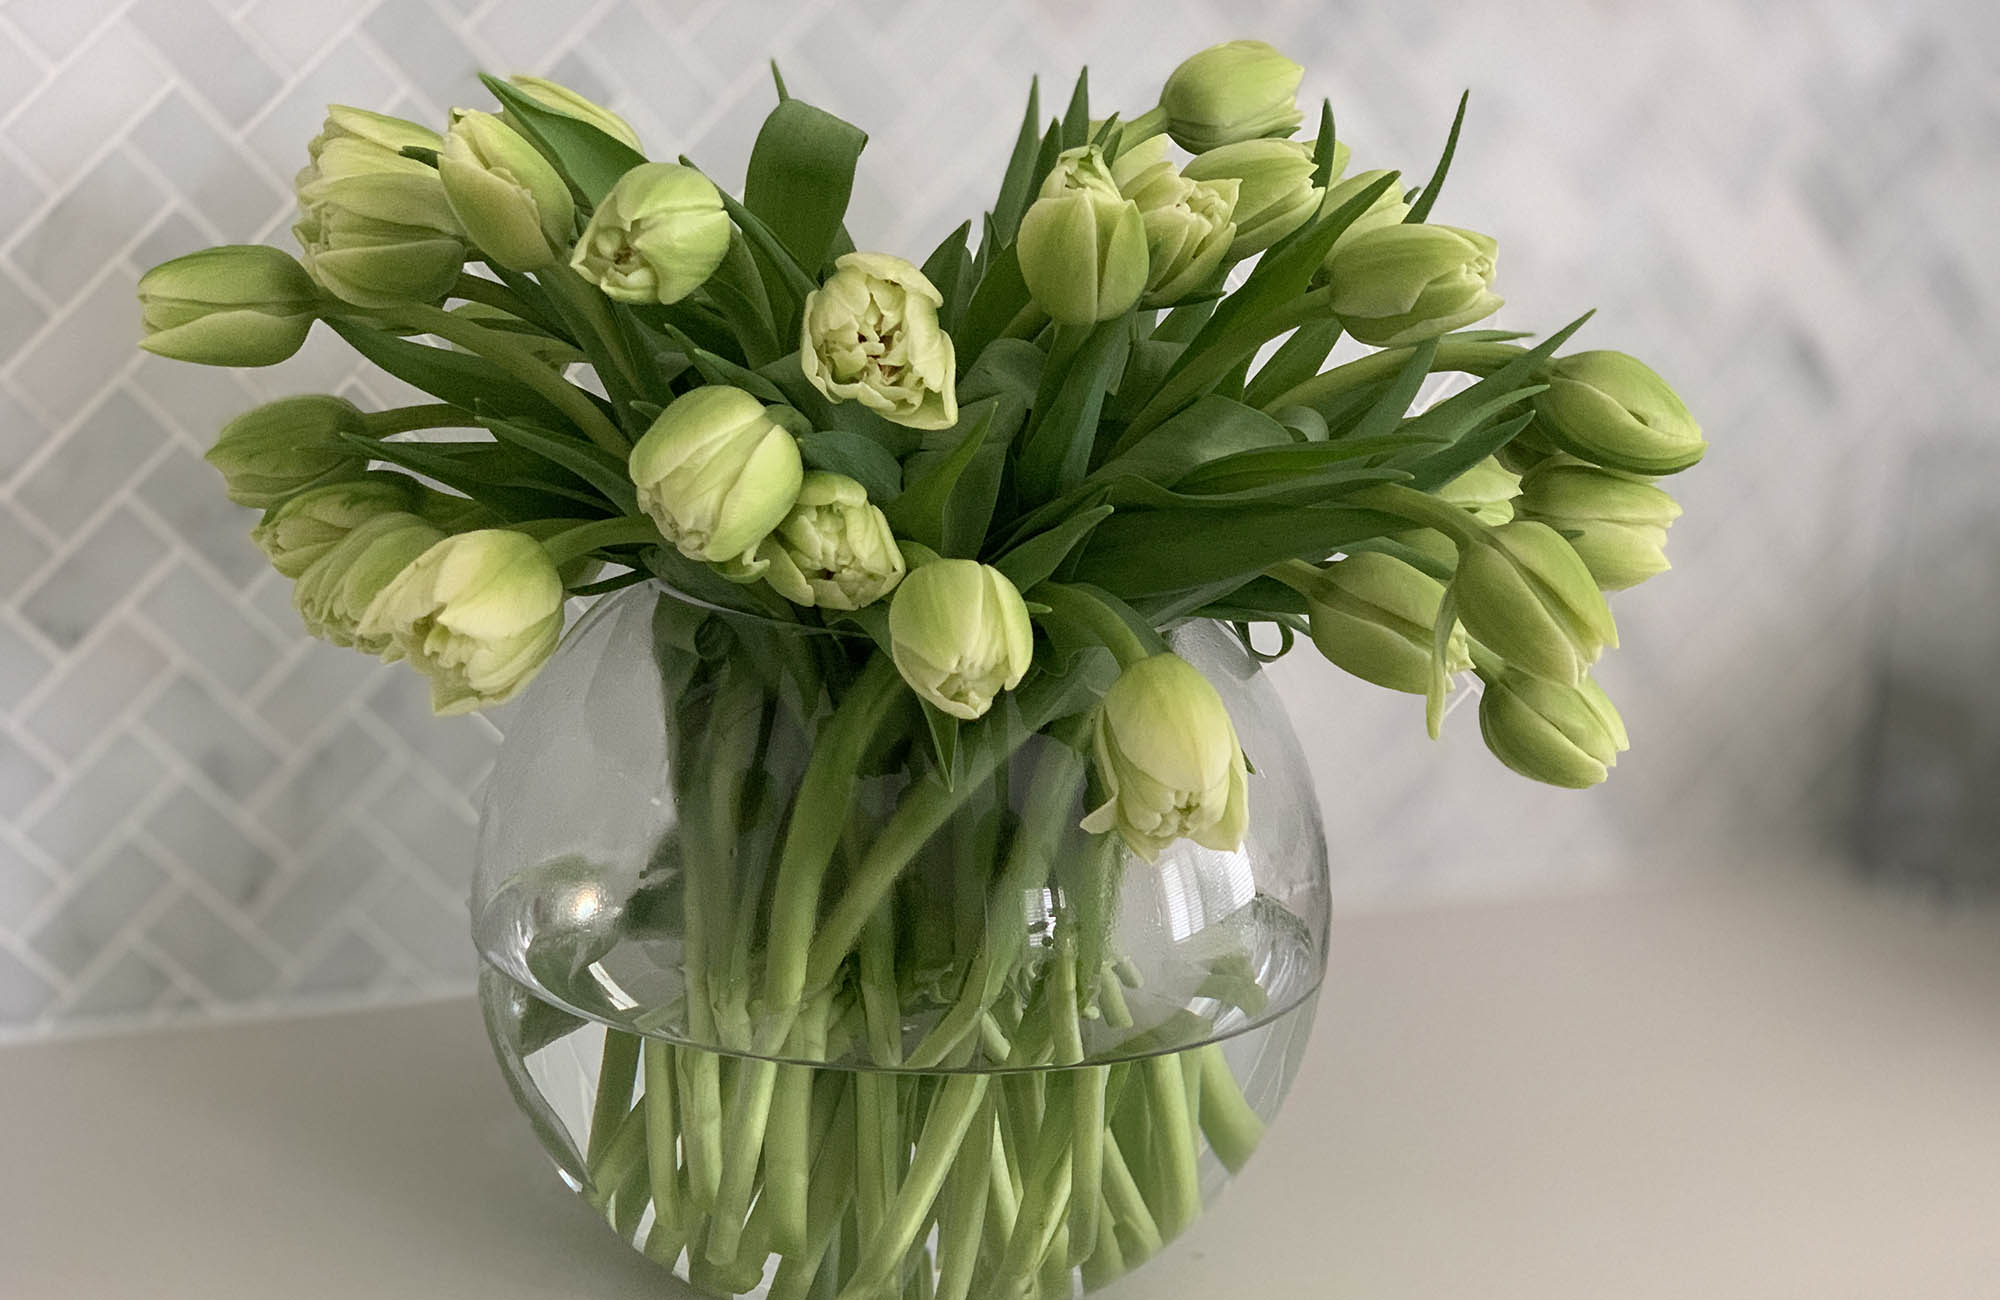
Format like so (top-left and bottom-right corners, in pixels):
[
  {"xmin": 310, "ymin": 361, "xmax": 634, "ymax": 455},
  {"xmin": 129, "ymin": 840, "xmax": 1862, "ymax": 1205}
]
[{"xmin": 0, "ymin": 0, "xmax": 1993, "ymax": 1031}]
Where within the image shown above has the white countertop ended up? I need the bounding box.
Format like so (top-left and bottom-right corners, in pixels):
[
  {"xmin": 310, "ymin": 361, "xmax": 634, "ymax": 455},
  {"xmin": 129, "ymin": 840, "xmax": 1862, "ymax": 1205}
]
[{"xmin": 5, "ymin": 865, "xmax": 2000, "ymax": 1299}]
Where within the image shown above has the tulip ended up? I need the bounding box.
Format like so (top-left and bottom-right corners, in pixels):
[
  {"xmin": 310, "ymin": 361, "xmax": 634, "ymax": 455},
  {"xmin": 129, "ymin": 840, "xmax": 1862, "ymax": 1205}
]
[
  {"xmin": 1478, "ymin": 669, "xmax": 1629, "ymax": 788},
  {"xmin": 252, "ymin": 473, "xmax": 427, "ymax": 578},
  {"xmin": 1532, "ymin": 351, "xmax": 1706, "ymax": 475},
  {"xmin": 1017, "ymin": 146, "xmax": 1148, "ymax": 325},
  {"xmin": 1317, "ymin": 169, "xmax": 1411, "ymax": 263},
  {"xmin": 886, "ymin": 560, "xmax": 1033, "ymax": 720},
  {"xmin": 439, "ymin": 110, "xmax": 575, "ymax": 271},
  {"xmin": 800, "ymin": 252, "xmax": 959, "ymax": 430},
  {"xmin": 1080, "ymin": 653, "xmax": 1249, "ymax": 862},
  {"xmin": 293, "ymin": 107, "xmax": 466, "ymax": 308},
  {"xmin": 758, "ymin": 472, "xmax": 906, "ymax": 611},
  {"xmin": 137, "ymin": 245, "xmax": 320, "ymax": 367},
  {"xmin": 1158, "ymin": 40, "xmax": 1305, "ymax": 153},
  {"xmin": 1181, "ymin": 138, "xmax": 1322, "ymax": 259},
  {"xmin": 1289, "ymin": 553, "xmax": 1471, "ymax": 695},
  {"xmin": 628, "ymin": 386, "xmax": 803, "ymax": 569},
  {"xmin": 203, "ymin": 394, "xmax": 375, "ymax": 509},
  {"xmin": 1324, "ymin": 223, "xmax": 1501, "ymax": 346},
  {"xmin": 294, "ymin": 511, "xmax": 446, "ymax": 651},
  {"xmin": 1114, "ymin": 150, "xmax": 1238, "ymax": 306},
  {"xmin": 356, "ymin": 529, "xmax": 567, "ymax": 715},
  {"xmin": 505, "ymin": 74, "xmax": 643, "ymax": 152},
  {"xmin": 570, "ymin": 162, "xmax": 729, "ymax": 305},
  {"xmin": 1450, "ymin": 521, "xmax": 1618, "ymax": 686},
  {"xmin": 1517, "ymin": 459, "xmax": 1682, "ymax": 591}
]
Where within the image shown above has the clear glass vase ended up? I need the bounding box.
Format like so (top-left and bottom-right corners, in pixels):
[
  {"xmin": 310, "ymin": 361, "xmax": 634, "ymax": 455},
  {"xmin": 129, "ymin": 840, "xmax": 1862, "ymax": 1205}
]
[{"xmin": 474, "ymin": 581, "xmax": 1331, "ymax": 1297}]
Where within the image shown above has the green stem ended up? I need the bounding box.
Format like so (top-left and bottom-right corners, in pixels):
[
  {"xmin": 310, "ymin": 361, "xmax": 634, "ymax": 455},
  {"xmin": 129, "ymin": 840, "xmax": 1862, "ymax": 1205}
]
[
  {"xmin": 1348, "ymin": 482, "xmax": 1488, "ymax": 546},
  {"xmin": 842, "ymin": 1073, "xmax": 990, "ymax": 1299},
  {"xmin": 540, "ymin": 262, "xmax": 646, "ymax": 396},
  {"xmin": 376, "ymin": 302, "xmax": 630, "ymax": 455},
  {"xmin": 539, "ymin": 515, "xmax": 661, "ymax": 567},
  {"xmin": 1099, "ymin": 1131, "xmax": 1163, "ymax": 1262},
  {"xmin": 1030, "ymin": 582, "xmax": 1150, "ymax": 667},
  {"xmin": 999, "ymin": 301, "xmax": 1049, "ymax": 341},
  {"xmin": 450, "ymin": 271, "xmax": 541, "ymax": 321},
  {"xmin": 642, "ymin": 1041, "xmax": 683, "ymax": 1238},
  {"xmin": 1195, "ymin": 1044, "xmax": 1264, "ymax": 1174},
  {"xmin": 1121, "ymin": 104, "xmax": 1168, "ymax": 146},
  {"xmin": 359, "ymin": 402, "xmax": 466, "ymax": 436},
  {"xmin": 932, "ymin": 1090, "xmax": 996, "ymax": 1300},
  {"xmin": 586, "ymin": 1030, "xmax": 641, "ymax": 1169},
  {"xmin": 1260, "ymin": 339, "xmax": 1529, "ymax": 416},
  {"xmin": 1142, "ymin": 1054, "xmax": 1201, "ymax": 1240}
]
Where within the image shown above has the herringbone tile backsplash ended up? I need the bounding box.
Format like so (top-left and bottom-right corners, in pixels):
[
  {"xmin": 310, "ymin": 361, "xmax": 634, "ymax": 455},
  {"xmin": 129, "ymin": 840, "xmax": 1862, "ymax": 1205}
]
[{"xmin": 0, "ymin": 0, "xmax": 1993, "ymax": 1034}]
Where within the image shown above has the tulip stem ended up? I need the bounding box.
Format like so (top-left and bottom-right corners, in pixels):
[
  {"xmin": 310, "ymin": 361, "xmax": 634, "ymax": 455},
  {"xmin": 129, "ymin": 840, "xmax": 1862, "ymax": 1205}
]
[
  {"xmin": 376, "ymin": 302, "xmax": 631, "ymax": 456},
  {"xmin": 1260, "ymin": 339, "xmax": 1530, "ymax": 416},
  {"xmin": 1030, "ymin": 582, "xmax": 1151, "ymax": 667},
  {"xmin": 539, "ymin": 516, "xmax": 664, "ymax": 566},
  {"xmin": 1121, "ymin": 105, "xmax": 1169, "ymax": 148},
  {"xmin": 1000, "ymin": 302, "xmax": 1049, "ymax": 341},
  {"xmin": 1348, "ymin": 482, "xmax": 1487, "ymax": 547},
  {"xmin": 539, "ymin": 264, "xmax": 646, "ymax": 397},
  {"xmin": 361, "ymin": 403, "xmax": 468, "ymax": 436},
  {"xmin": 451, "ymin": 271, "xmax": 543, "ymax": 323}
]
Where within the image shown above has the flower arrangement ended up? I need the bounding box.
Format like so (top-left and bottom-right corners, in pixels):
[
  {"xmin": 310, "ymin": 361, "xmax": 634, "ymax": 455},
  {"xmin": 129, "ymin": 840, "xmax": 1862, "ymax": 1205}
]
[{"xmin": 139, "ymin": 39, "xmax": 1702, "ymax": 1298}]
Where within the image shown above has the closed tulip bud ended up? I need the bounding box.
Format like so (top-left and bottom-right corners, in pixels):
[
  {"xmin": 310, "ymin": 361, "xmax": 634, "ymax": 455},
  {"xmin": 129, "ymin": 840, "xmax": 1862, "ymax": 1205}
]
[
  {"xmin": 886, "ymin": 560, "xmax": 1033, "ymax": 721},
  {"xmin": 1018, "ymin": 146, "xmax": 1149, "ymax": 324},
  {"xmin": 1451, "ymin": 521, "xmax": 1618, "ymax": 687},
  {"xmin": 1325, "ymin": 223, "xmax": 1501, "ymax": 347},
  {"xmin": 1532, "ymin": 351, "xmax": 1706, "ymax": 475},
  {"xmin": 800, "ymin": 252, "xmax": 959, "ymax": 430},
  {"xmin": 205, "ymin": 395, "xmax": 374, "ymax": 509},
  {"xmin": 1080, "ymin": 653, "xmax": 1249, "ymax": 862},
  {"xmin": 505, "ymin": 74, "xmax": 643, "ymax": 153},
  {"xmin": 293, "ymin": 107, "xmax": 466, "ymax": 308},
  {"xmin": 1159, "ymin": 40, "xmax": 1305, "ymax": 153},
  {"xmin": 1517, "ymin": 459, "xmax": 1682, "ymax": 591},
  {"xmin": 1478, "ymin": 669, "xmax": 1629, "ymax": 789},
  {"xmin": 570, "ymin": 162, "xmax": 728, "ymax": 305},
  {"xmin": 1182, "ymin": 138, "xmax": 1321, "ymax": 259},
  {"xmin": 1317, "ymin": 169, "xmax": 1410, "ymax": 263},
  {"xmin": 757, "ymin": 472, "xmax": 906, "ymax": 611},
  {"xmin": 294, "ymin": 511, "xmax": 446, "ymax": 651},
  {"xmin": 252, "ymin": 473, "xmax": 426, "ymax": 578},
  {"xmin": 628, "ymin": 386, "xmax": 803, "ymax": 570},
  {"xmin": 137, "ymin": 245, "xmax": 320, "ymax": 367},
  {"xmin": 439, "ymin": 110, "xmax": 575, "ymax": 271},
  {"xmin": 1114, "ymin": 152, "xmax": 1238, "ymax": 306},
  {"xmin": 356, "ymin": 529, "xmax": 566, "ymax": 715},
  {"xmin": 1289, "ymin": 553, "xmax": 1471, "ymax": 695}
]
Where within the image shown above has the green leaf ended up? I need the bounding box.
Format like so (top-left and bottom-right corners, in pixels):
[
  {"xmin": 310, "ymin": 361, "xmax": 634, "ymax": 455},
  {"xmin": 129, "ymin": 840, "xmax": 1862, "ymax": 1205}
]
[
  {"xmin": 1092, "ymin": 395, "xmax": 1293, "ymax": 488},
  {"xmin": 954, "ymin": 238, "xmax": 1030, "ymax": 366},
  {"xmin": 958, "ymin": 336, "xmax": 1043, "ymax": 413},
  {"xmin": 1060, "ymin": 67, "xmax": 1091, "ymax": 148},
  {"xmin": 1016, "ymin": 317, "xmax": 1130, "ymax": 505},
  {"xmin": 988, "ymin": 78, "xmax": 1042, "ymax": 247},
  {"xmin": 342, "ymin": 434, "xmax": 608, "ymax": 519},
  {"xmin": 770, "ymin": 60, "xmax": 790, "ymax": 102},
  {"xmin": 919, "ymin": 701, "xmax": 960, "ymax": 789},
  {"xmin": 1310, "ymin": 100, "xmax": 1339, "ymax": 187},
  {"xmin": 920, "ymin": 220, "xmax": 974, "ymax": 334},
  {"xmin": 1406, "ymin": 91, "xmax": 1469, "ymax": 224},
  {"xmin": 882, "ymin": 401, "xmax": 1000, "ymax": 554},
  {"xmin": 657, "ymin": 322, "xmax": 787, "ymax": 403},
  {"xmin": 1242, "ymin": 319, "xmax": 1343, "ymax": 410},
  {"xmin": 1101, "ymin": 465, "xmax": 1410, "ymax": 511},
  {"xmin": 1342, "ymin": 337, "xmax": 1441, "ymax": 444},
  {"xmin": 480, "ymin": 73, "xmax": 644, "ymax": 206},
  {"xmin": 798, "ymin": 430, "xmax": 903, "ymax": 501},
  {"xmin": 1396, "ymin": 410, "xmax": 1535, "ymax": 493},
  {"xmin": 480, "ymin": 413, "xmax": 639, "ymax": 514},
  {"xmin": 1170, "ymin": 435, "xmax": 1415, "ymax": 493},
  {"xmin": 1072, "ymin": 504, "xmax": 1406, "ymax": 598},
  {"xmin": 992, "ymin": 504, "xmax": 1114, "ymax": 591},
  {"xmin": 743, "ymin": 98, "xmax": 868, "ymax": 274},
  {"xmin": 688, "ymin": 160, "xmax": 820, "ymax": 307},
  {"xmin": 325, "ymin": 317, "xmax": 570, "ymax": 428}
]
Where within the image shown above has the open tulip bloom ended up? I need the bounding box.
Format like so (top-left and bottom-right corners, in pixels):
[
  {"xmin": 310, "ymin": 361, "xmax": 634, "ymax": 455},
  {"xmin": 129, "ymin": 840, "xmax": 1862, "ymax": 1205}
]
[{"xmin": 138, "ymin": 39, "xmax": 1705, "ymax": 1298}]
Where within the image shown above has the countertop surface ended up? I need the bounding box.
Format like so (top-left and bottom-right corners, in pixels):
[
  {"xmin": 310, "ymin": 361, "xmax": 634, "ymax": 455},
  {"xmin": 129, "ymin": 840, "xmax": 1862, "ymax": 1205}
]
[{"xmin": 6, "ymin": 866, "xmax": 2000, "ymax": 1299}]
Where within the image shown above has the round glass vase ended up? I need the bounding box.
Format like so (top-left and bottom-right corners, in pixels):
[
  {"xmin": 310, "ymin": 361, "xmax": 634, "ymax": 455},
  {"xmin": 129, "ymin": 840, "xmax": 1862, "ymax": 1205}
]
[{"xmin": 473, "ymin": 580, "xmax": 1330, "ymax": 1298}]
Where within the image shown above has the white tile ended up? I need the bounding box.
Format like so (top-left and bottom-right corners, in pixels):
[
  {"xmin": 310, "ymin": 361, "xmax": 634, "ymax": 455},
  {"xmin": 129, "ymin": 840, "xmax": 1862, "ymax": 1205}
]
[{"xmin": 5, "ymin": 23, "xmax": 163, "ymax": 187}]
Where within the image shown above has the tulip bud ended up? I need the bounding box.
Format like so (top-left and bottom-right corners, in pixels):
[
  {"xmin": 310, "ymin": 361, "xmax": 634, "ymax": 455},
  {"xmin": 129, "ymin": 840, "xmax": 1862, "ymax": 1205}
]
[
  {"xmin": 1532, "ymin": 351, "xmax": 1706, "ymax": 475},
  {"xmin": 137, "ymin": 245, "xmax": 320, "ymax": 367},
  {"xmin": 505, "ymin": 75, "xmax": 643, "ymax": 152},
  {"xmin": 1325, "ymin": 223, "xmax": 1501, "ymax": 347},
  {"xmin": 1159, "ymin": 40, "xmax": 1305, "ymax": 153},
  {"xmin": 1113, "ymin": 151, "xmax": 1238, "ymax": 306},
  {"xmin": 1318, "ymin": 169, "xmax": 1411, "ymax": 263},
  {"xmin": 628, "ymin": 386, "xmax": 803, "ymax": 570},
  {"xmin": 1080, "ymin": 653, "xmax": 1249, "ymax": 862},
  {"xmin": 886, "ymin": 559, "xmax": 1033, "ymax": 720},
  {"xmin": 1181, "ymin": 138, "xmax": 1322, "ymax": 259},
  {"xmin": 1450, "ymin": 521, "xmax": 1618, "ymax": 686},
  {"xmin": 1478, "ymin": 669, "xmax": 1629, "ymax": 789},
  {"xmin": 1018, "ymin": 146, "xmax": 1149, "ymax": 324},
  {"xmin": 252, "ymin": 473, "xmax": 427, "ymax": 578},
  {"xmin": 1516, "ymin": 459, "xmax": 1682, "ymax": 591},
  {"xmin": 439, "ymin": 110, "xmax": 575, "ymax": 271},
  {"xmin": 355, "ymin": 528, "xmax": 566, "ymax": 715},
  {"xmin": 569, "ymin": 162, "xmax": 729, "ymax": 305},
  {"xmin": 293, "ymin": 107, "xmax": 466, "ymax": 308},
  {"xmin": 1292, "ymin": 553, "xmax": 1471, "ymax": 695},
  {"xmin": 800, "ymin": 252, "xmax": 959, "ymax": 430},
  {"xmin": 757, "ymin": 472, "xmax": 906, "ymax": 611},
  {"xmin": 294, "ymin": 511, "xmax": 446, "ymax": 651},
  {"xmin": 205, "ymin": 395, "xmax": 375, "ymax": 509}
]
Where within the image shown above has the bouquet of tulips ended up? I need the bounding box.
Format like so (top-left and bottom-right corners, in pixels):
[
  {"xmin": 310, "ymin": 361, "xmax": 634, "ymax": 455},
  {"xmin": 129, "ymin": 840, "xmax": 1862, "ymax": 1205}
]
[{"xmin": 138, "ymin": 37, "xmax": 1702, "ymax": 1299}]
